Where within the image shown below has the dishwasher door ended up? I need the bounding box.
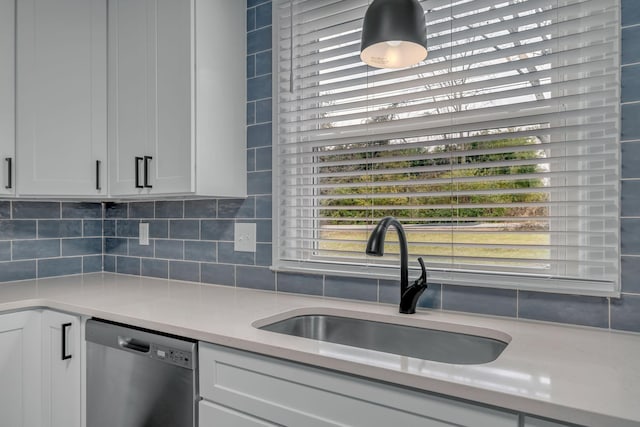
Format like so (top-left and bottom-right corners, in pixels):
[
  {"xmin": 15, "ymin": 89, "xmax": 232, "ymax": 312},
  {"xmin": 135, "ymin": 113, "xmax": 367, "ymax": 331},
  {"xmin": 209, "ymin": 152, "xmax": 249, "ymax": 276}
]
[{"xmin": 86, "ymin": 319, "xmax": 197, "ymax": 427}]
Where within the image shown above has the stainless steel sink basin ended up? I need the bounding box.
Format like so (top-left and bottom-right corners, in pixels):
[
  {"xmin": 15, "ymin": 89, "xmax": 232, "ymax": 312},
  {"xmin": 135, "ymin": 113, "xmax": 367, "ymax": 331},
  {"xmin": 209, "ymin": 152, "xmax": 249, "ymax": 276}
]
[{"xmin": 259, "ymin": 314, "xmax": 507, "ymax": 364}]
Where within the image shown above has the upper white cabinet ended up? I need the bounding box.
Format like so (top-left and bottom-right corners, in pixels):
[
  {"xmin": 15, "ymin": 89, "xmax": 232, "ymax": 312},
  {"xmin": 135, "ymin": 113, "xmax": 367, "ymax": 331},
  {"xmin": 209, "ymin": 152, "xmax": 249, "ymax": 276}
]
[
  {"xmin": 108, "ymin": 0, "xmax": 247, "ymax": 197},
  {"xmin": 0, "ymin": 0, "xmax": 15, "ymax": 195},
  {"xmin": 16, "ymin": 0, "xmax": 107, "ymax": 197}
]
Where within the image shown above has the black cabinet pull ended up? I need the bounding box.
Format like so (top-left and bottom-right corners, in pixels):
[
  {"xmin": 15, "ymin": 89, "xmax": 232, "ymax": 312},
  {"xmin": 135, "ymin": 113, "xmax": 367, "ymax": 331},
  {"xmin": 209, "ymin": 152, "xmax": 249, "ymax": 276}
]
[
  {"xmin": 144, "ymin": 156, "xmax": 153, "ymax": 188},
  {"xmin": 135, "ymin": 156, "xmax": 144, "ymax": 189},
  {"xmin": 4, "ymin": 157, "xmax": 12, "ymax": 189},
  {"xmin": 61, "ymin": 322, "xmax": 72, "ymax": 360},
  {"xmin": 96, "ymin": 160, "xmax": 101, "ymax": 191}
]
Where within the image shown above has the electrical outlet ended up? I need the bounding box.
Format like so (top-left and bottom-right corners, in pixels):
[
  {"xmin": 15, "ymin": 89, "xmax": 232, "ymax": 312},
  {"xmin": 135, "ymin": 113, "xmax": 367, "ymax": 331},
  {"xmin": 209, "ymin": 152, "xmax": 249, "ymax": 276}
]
[
  {"xmin": 234, "ymin": 223, "xmax": 256, "ymax": 252},
  {"xmin": 139, "ymin": 223, "xmax": 149, "ymax": 246}
]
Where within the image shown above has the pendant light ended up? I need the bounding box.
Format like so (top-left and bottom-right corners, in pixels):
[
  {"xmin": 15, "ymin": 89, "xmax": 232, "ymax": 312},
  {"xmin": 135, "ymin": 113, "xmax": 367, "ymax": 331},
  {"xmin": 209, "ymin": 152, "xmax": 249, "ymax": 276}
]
[{"xmin": 360, "ymin": 0, "xmax": 427, "ymax": 69}]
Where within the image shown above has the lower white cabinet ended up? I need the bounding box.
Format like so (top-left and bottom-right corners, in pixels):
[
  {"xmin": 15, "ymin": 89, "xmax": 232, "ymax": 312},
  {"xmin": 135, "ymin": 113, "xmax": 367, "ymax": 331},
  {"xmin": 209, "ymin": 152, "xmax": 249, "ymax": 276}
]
[
  {"xmin": 0, "ymin": 309, "xmax": 81, "ymax": 427},
  {"xmin": 199, "ymin": 342, "xmax": 519, "ymax": 427},
  {"xmin": 524, "ymin": 416, "xmax": 573, "ymax": 427}
]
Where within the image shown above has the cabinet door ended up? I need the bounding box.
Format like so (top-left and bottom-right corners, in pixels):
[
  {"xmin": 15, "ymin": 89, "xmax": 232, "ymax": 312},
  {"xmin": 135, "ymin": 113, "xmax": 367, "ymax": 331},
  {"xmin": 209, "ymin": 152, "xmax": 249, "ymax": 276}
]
[
  {"xmin": 524, "ymin": 416, "xmax": 573, "ymax": 427},
  {"xmin": 16, "ymin": 0, "xmax": 107, "ymax": 197},
  {"xmin": 0, "ymin": 0, "xmax": 15, "ymax": 195},
  {"xmin": 200, "ymin": 401, "xmax": 278, "ymax": 427},
  {"xmin": 0, "ymin": 311, "xmax": 41, "ymax": 427},
  {"xmin": 41, "ymin": 311, "xmax": 81, "ymax": 427},
  {"xmin": 108, "ymin": 0, "xmax": 193, "ymax": 196}
]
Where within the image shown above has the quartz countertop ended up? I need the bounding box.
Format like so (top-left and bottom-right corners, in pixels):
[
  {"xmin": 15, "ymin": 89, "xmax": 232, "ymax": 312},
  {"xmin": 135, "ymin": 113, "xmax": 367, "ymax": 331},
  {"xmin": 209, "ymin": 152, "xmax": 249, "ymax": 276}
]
[{"xmin": 0, "ymin": 273, "xmax": 638, "ymax": 426}]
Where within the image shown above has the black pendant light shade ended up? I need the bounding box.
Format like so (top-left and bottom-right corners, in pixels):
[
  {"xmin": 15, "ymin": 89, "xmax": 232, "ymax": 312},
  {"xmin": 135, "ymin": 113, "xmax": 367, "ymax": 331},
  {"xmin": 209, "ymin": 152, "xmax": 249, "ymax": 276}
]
[{"xmin": 360, "ymin": 0, "xmax": 427, "ymax": 69}]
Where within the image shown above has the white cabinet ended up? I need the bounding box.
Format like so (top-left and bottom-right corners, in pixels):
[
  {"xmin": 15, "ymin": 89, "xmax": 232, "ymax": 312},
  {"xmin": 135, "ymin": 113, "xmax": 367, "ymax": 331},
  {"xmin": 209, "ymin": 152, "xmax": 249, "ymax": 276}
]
[
  {"xmin": 15, "ymin": 0, "xmax": 107, "ymax": 197},
  {"xmin": 41, "ymin": 310, "xmax": 81, "ymax": 427},
  {"xmin": 199, "ymin": 342, "xmax": 519, "ymax": 427},
  {"xmin": 108, "ymin": 0, "xmax": 246, "ymax": 198},
  {"xmin": 0, "ymin": 310, "xmax": 41, "ymax": 427},
  {"xmin": 0, "ymin": 310, "xmax": 81, "ymax": 427},
  {"xmin": 524, "ymin": 416, "xmax": 572, "ymax": 427},
  {"xmin": 200, "ymin": 401, "xmax": 278, "ymax": 427},
  {"xmin": 0, "ymin": 0, "xmax": 15, "ymax": 195}
]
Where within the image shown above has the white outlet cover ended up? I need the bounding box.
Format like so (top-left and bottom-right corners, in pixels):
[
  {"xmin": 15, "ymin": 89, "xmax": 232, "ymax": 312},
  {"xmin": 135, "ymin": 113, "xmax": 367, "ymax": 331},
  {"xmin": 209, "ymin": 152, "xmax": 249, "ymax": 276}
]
[
  {"xmin": 139, "ymin": 223, "xmax": 149, "ymax": 246},
  {"xmin": 234, "ymin": 223, "xmax": 257, "ymax": 252}
]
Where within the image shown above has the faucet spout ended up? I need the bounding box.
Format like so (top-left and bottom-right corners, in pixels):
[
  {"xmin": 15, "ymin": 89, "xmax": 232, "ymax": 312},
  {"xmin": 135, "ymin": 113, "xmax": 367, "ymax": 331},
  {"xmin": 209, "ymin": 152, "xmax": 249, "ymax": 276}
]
[{"xmin": 366, "ymin": 217, "xmax": 427, "ymax": 314}]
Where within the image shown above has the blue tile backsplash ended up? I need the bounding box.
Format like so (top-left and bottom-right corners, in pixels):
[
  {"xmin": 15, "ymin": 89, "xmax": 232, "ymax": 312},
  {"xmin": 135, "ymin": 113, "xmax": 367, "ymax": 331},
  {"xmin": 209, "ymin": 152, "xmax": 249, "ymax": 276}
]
[{"xmin": 0, "ymin": 0, "xmax": 638, "ymax": 335}]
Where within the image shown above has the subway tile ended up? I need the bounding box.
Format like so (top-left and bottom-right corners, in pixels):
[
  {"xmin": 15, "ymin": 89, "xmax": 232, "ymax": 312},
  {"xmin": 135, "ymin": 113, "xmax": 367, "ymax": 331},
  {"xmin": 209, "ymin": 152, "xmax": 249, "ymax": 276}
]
[
  {"xmin": 255, "ymin": 147, "xmax": 272, "ymax": 171},
  {"xmin": 13, "ymin": 239, "xmax": 60, "ymax": 260},
  {"xmin": 38, "ymin": 220, "xmax": 82, "ymax": 238},
  {"xmin": 622, "ymin": 104, "xmax": 640, "ymax": 141},
  {"xmin": 218, "ymin": 242, "xmax": 254, "ymax": 265},
  {"xmin": 247, "ymin": 0, "xmax": 270, "ymax": 7},
  {"xmin": 622, "ymin": 64, "xmax": 640, "ymax": 103},
  {"xmin": 325, "ymin": 276, "xmax": 378, "ymax": 302},
  {"xmin": 255, "ymin": 243, "xmax": 272, "ymax": 266},
  {"xmin": 103, "ymin": 220, "xmax": 116, "ymax": 237},
  {"xmin": 611, "ymin": 295, "xmax": 640, "ymax": 333},
  {"xmin": 247, "ymin": 123, "xmax": 272, "ymax": 148},
  {"xmin": 13, "ymin": 201, "xmax": 60, "ymax": 219},
  {"xmin": 128, "ymin": 239, "xmax": 154, "ymax": 258},
  {"xmin": 201, "ymin": 220, "xmax": 235, "ymax": 241},
  {"xmin": 622, "ymin": 180, "xmax": 640, "ymax": 217},
  {"xmin": 129, "ymin": 202, "xmax": 155, "ymax": 218},
  {"xmin": 247, "ymin": 171, "xmax": 272, "ymax": 195},
  {"xmin": 155, "ymin": 240, "xmax": 184, "ymax": 259},
  {"xmin": 116, "ymin": 220, "xmax": 139, "ymax": 238},
  {"xmin": 104, "ymin": 238, "xmax": 128, "ymax": 255},
  {"xmin": 0, "ymin": 241, "xmax": 10, "ymax": 261},
  {"xmin": 255, "ymin": 195, "xmax": 272, "ymax": 218},
  {"xmin": 169, "ymin": 220, "xmax": 200, "ymax": 240},
  {"xmin": 255, "ymin": 99, "xmax": 271, "ymax": 124},
  {"xmin": 0, "ymin": 220, "xmax": 36, "ymax": 240},
  {"xmin": 442, "ymin": 285, "xmax": 517, "ymax": 317},
  {"xmin": 247, "ymin": 101, "xmax": 256, "ymax": 125},
  {"xmin": 218, "ymin": 198, "xmax": 255, "ymax": 218},
  {"xmin": 201, "ymin": 263, "xmax": 235, "ymax": 286},
  {"xmin": 255, "ymin": 51, "xmax": 272, "ymax": 76},
  {"xmin": 169, "ymin": 261, "xmax": 200, "ymax": 282},
  {"xmin": 247, "ymin": 54, "xmax": 255, "ymax": 79},
  {"xmin": 148, "ymin": 220, "xmax": 169, "ymax": 238},
  {"xmin": 255, "ymin": 219, "xmax": 272, "ymax": 242},
  {"xmin": 236, "ymin": 266, "xmax": 275, "ymax": 290},
  {"xmin": 277, "ymin": 272, "xmax": 323, "ymax": 296},
  {"xmin": 141, "ymin": 258, "xmax": 168, "ymax": 279},
  {"xmin": 247, "ymin": 74, "xmax": 272, "ymax": 101},
  {"xmin": 621, "ymin": 219, "xmax": 640, "ymax": 255},
  {"xmin": 104, "ymin": 202, "xmax": 128, "ymax": 218},
  {"xmin": 622, "ymin": 26, "xmax": 640, "ymax": 65},
  {"xmin": 379, "ymin": 280, "xmax": 442, "ymax": 309},
  {"xmin": 83, "ymin": 220, "xmax": 102, "ymax": 237},
  {"xmin": 62, "ymin": 202, "xmax": 102, "ymax": 219},
  {"xmin": 247, "ymin": 149, "xmax": 256, "ymax": 172},
  {"xmin": 0, "ymin": 201, "xmax": 9, "ymax": 219},
  {"xmin": 103, "ymin": 255, "xmax": 116, "ymax": 272},
  {"xmin": 116, "ymin": 256, "xmax": 141, "ymax": 275},
  {"xmin": 0, "ymin": 260, "xmax": 36, "ymax": 282},
  {"xmin": 622, "ymin": 0, "xmax": 640, "ymax": 27},
  {"xmin": 185, "ymin": 240, "xmax": 217, "ymax": 262},
  {"xmin": 519, "ymin": 291, "xmax": 609, "ymax": 328},
  {"xmin": 83, "ymin": 255, "xmax": 103, "ymax": 273},
  {"xmin": 255, "ymin": 2, "xmax": 271, "ymax": 29},
  {"xmin": 155, "ymin": 201, "xmax": 183, "ymax": 218},
  {"xmin": 38, "ymin": 257, "xmax": 81, "ymax": 278},
  {"xmin": 622, "ymin": 142, "xmax": 640, "ymax": 178},
  {"xmin": 185, "ymin": 199, "xmax": 217, "ymax": 218},
  {"xmin": 247, "ymin": 7, "xmax": 255, "ymax": 31},
  {"xmin": 247, "ymin": 26, "xmax": 271, "ymax": 55},
  {"xmin": 621, "ymin": 256, "xmax": 640, "ymax": 293},
  {"xmin": 62, "ymin": 238, "xmax": 102, "ymax": 256}
]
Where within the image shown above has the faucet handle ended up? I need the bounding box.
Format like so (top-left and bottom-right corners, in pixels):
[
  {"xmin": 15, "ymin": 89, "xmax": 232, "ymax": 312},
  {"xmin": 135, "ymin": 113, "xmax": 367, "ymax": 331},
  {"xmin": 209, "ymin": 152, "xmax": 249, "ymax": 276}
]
[{"xmin": 414, "ymin": 257, "xmax": 427, "ymax": 286}]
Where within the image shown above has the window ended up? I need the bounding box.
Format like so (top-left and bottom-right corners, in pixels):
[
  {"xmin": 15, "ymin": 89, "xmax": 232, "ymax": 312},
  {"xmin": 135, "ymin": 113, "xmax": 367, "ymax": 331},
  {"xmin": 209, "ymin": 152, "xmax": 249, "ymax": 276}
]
[{"xmin": 273, "ymin": 0, "xmax": 620, "ymax": 296}]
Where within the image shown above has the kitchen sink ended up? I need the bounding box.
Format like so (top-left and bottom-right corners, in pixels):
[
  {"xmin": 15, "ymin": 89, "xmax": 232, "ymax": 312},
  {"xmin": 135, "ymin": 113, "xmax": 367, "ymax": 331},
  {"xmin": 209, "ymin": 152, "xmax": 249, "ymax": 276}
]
[{"xmin": 258, "ymin": 314, "xmax": 507, "ymax": 364}]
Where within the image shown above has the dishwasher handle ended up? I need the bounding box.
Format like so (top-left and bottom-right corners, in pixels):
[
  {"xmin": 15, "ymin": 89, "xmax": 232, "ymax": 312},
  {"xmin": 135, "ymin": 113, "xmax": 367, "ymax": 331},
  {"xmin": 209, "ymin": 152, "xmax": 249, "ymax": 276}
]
[{"xmin": 118, "ymin": 336, "xmax": 151, "ymax": 353}]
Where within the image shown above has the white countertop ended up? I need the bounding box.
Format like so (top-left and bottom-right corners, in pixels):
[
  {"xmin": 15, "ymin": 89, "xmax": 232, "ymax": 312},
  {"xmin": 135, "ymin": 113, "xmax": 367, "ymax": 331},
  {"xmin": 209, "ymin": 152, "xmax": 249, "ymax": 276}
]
[{"xmin": 0, "ymin": 273, "xmax": 638, "ymax": 426}]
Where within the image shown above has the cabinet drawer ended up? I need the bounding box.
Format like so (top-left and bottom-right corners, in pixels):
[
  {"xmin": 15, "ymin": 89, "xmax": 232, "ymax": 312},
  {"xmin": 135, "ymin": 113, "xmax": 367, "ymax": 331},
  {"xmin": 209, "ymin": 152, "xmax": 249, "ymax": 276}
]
[
  {"xmin": 199, "ymin": 342, "xmax": 518, "ymax": 427},
  {"xmin": 199, "ymin": 401, "xmax": 277, "ymax": 427}
]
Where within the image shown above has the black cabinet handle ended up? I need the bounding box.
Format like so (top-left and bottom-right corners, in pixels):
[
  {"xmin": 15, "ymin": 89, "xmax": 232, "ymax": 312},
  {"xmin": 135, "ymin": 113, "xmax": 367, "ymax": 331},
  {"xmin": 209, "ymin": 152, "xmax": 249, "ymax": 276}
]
[
  {"xmin": 144, "ymin": 156, "xmax": 153, "ymax": 188},
  {"xmin": 5, "ymin": 157, "xmax": 12, "ymax": 189},
  {"xmin": 61, "ymin": 322, "xmax": 72, "ymax": 360},
  {"xmin": 96, "ymin": 160, "xmax": 101, "ymax": 191},
  {"xmin": 135, "ymin": 157, "xmax": 144, "ymax": 189}
]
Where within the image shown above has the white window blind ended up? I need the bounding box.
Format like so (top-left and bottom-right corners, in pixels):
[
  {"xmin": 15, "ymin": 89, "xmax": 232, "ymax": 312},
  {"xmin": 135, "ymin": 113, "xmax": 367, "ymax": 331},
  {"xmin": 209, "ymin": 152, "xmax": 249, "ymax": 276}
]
[{"xmin": 273, "ymin": 0, "xmax": 620, "ymax": 295}]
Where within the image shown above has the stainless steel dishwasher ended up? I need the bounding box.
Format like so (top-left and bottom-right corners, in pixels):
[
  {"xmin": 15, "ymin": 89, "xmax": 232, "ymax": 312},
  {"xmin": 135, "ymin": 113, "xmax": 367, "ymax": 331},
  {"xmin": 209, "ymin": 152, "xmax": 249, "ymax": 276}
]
[{"xmin": 86, "ymin": 319, "xmax": 197, "ymax": 427}]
